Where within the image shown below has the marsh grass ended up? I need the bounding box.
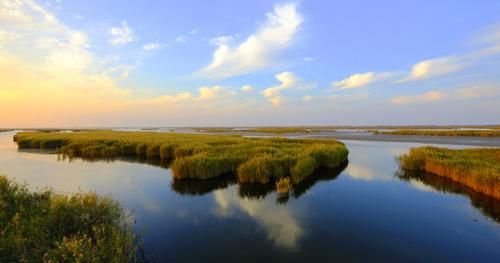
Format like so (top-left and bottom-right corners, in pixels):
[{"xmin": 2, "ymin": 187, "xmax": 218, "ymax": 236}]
[
  {"xmin": 0, "ymin": 175, "xmax": 139, "ymax": 262},
  {"xmin": 375, "ymin": 129, "xmax": 500, "ymax": 137},
  {"xmin": 14, "ymin": 131, "xmax": 348, "ymax": 184},
  {"xmin": 276, "ymin": 177, "xmax": 291, "ymax": 194},
  {"xmin": 397, "ymin": 147, "xmax": 500, "ymax": 199}
]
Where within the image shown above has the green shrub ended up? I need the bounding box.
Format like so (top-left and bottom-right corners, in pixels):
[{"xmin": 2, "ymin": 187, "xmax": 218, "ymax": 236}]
[{"xmin": 0, "ymin": 175, "xmax": 139, "ymax": 262}]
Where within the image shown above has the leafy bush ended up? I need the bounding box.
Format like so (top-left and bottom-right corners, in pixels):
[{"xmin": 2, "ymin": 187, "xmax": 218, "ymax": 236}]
[{"xmin": 0, "ymin": 175, "xmax": 139, "ymax": 262}]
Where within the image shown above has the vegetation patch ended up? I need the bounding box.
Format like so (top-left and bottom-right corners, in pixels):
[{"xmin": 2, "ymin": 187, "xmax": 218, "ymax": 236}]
[
  {"xmin": 398, "ymin": 147, "xmax": 500, "ymax": 199},
  {"xmin": 14, "ymin": 131, "xmax": 348, "ymax": 184},
  {"xmin": 0, "ymin": 175, "xmax": 139, "ymax": 262},
  {"xmin": 375, "ymin": 129, "xmax": 500, "ymax": 137}
]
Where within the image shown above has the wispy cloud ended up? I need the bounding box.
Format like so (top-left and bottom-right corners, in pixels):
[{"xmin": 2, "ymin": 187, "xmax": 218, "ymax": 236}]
[
  {"xmin": 199, "ymin": 3, "xmax": 303, "ymax": 79},
  {"xmin": 390, "ymin": 84, "xmax": 500, "ymax": 105},
  {"xmin": 332, "ymin": 72, "xmax": 394, "ymax": 89},
  {"xmin": 142, "ymin": 42, "xmax": 161, "ymax": 51},
  {"xmin": 208, "ymin": 35, "xmax": 234, "ymax": 46},
  {"xmin": 391, "ymin": 91, "xmax": 445, "ymax": 104},
  {"xmin": 396, "ymin": 56, "xmax": 466, "ymax": 82},
  {"xmin": 110, "ymin": 21, "xmax": 134, "ymax": 46}
]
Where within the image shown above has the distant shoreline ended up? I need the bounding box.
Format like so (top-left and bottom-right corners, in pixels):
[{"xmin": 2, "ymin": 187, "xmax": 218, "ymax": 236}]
[{"xmin": 301, "ymin": 134, "xmax": 500, "ymax": 147}]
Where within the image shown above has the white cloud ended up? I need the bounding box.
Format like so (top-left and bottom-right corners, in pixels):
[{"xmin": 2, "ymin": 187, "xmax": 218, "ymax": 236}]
[
  {"xmin": 199, "ymin": 3, "xmax": 303, "ymax": 79},
  {"xmin": 0, "ymin": 0, "xmax": 59, "ymax": 27},
  {"xmin": 241, "ymin": 85, "xmax": 253, "ymax": 92},
  {"xmin": 397, "ymin": 56, "xmax": 466, "ymax": 82},
  {"xmin": 142, "ymin": 42, "xmax": 160, "ymax": 51},
  {"xmin": 262, "ymin": 71, "xmax": 297, "ymax": 97},
  {"xmin": 332, "ymin": 72, "xmax": 393, "ymax": 89},
  {"xmin": 110, "ymin": 21, "xmax": 134, "ymax": 46},
  {"xmin": 261, "ymin": 71, "xmax": 315, "ymax": 106},
  {"xmin": 195, "ymin": 86, "xmax": 228, "ymax": 101}
]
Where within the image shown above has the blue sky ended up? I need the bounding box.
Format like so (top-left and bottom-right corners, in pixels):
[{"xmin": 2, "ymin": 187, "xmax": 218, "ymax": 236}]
[{"xmin": 0, "ymin": 0, "xmax": 499, "ymax": 127}]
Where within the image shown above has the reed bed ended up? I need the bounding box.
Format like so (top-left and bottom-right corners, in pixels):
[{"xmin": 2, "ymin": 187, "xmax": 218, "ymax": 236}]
[
  {"xmin": 0, "ymin": 175, "xmax": 138, "ymax": 262},
  {"xmin": 14, "ymin": 131, "xmax": 348, "ymax": 184},
  {"xmin": 375, "ymin": 129, "xmax": 500, "ymax": 137},
  {"xmin": 398, "ymin": 147, "xmax": 500, "ymax": 199}
]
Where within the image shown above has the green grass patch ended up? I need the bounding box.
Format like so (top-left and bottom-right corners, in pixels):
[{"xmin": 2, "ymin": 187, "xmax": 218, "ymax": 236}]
[
  {"xmin": 0, "ymin": 175, "xmax": 139, "ymax": 262},
  {"xmin": 375, "ymin": 129, "xmax": 500, "ymax": 137},
  {"xmin": 397, "ymin": 147, "xmax": 500, "ymax": 199},
  {"xmin": 14, "ymin": 131, "xmax": 348, "ymax": 184}
]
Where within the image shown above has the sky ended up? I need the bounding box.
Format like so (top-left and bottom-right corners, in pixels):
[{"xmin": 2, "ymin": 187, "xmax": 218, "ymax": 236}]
[{"xmin": 0, "ymin": 0, "xmax": 499, "ymax": 127}]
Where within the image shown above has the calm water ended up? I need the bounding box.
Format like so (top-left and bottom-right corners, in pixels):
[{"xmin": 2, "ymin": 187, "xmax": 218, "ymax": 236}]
[{"xmin": 0, "ymin": 131, "xmax": 499, "ymax": 262}]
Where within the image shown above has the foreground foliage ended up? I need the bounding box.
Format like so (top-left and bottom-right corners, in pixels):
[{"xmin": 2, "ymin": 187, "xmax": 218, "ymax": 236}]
[
  {"xmin": 398, "ymin": 147, "xmax": 500, "ymax": 199},
  {"xmin": 14, "ymin": 131, "xmax": 348, "ymax": 184},
  {"xmin": 0, "ymin": 176, "xmax": 138, "ymax": 262},
  {"xmin": 375, "ymin": 129, "xmax": 500, "ymax": 137}
]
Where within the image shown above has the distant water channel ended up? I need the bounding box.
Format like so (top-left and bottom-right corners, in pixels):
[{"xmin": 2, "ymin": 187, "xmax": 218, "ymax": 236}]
[{"xmin": 0, "ymin": 131, "xmax": 498, "ymax": 262}]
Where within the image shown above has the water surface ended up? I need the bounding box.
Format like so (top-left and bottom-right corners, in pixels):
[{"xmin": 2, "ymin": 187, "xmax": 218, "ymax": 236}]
[{"xmin": 0, "ymin": 132, "xmax": 498, "ymax": 262}]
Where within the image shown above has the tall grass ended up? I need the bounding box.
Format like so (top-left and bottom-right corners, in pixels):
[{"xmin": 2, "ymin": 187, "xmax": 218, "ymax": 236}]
[
  {"xmin": 397, "ymin": 147, "xmax": 500, "ymax": 199},
  {"xmin": 14, "ymin": 131, "xmax": 348, "ymax": 184},
  {"xmin": 375, "ymin": 129, "xmax": 500, "ymax": 137},
  {"xmin": 0, "ymin": 175, "xmax": 139, "ymax": 262}
]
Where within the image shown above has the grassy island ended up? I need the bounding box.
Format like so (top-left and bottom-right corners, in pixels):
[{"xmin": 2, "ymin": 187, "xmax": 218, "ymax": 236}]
[
  {"xmin": 13, "ymin": 131, "xmax": 348, "ymax": 184},
  {"xmin": 398, "ymin": 147, "xmax": 500, "ymax": 199},
  {"xmin": 375, "ymin": 129, "xmax": 500, "ymax": 137},
  {"xmin": 0, "ymin": 175, "xmax": 138, "ymax": 262}
]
